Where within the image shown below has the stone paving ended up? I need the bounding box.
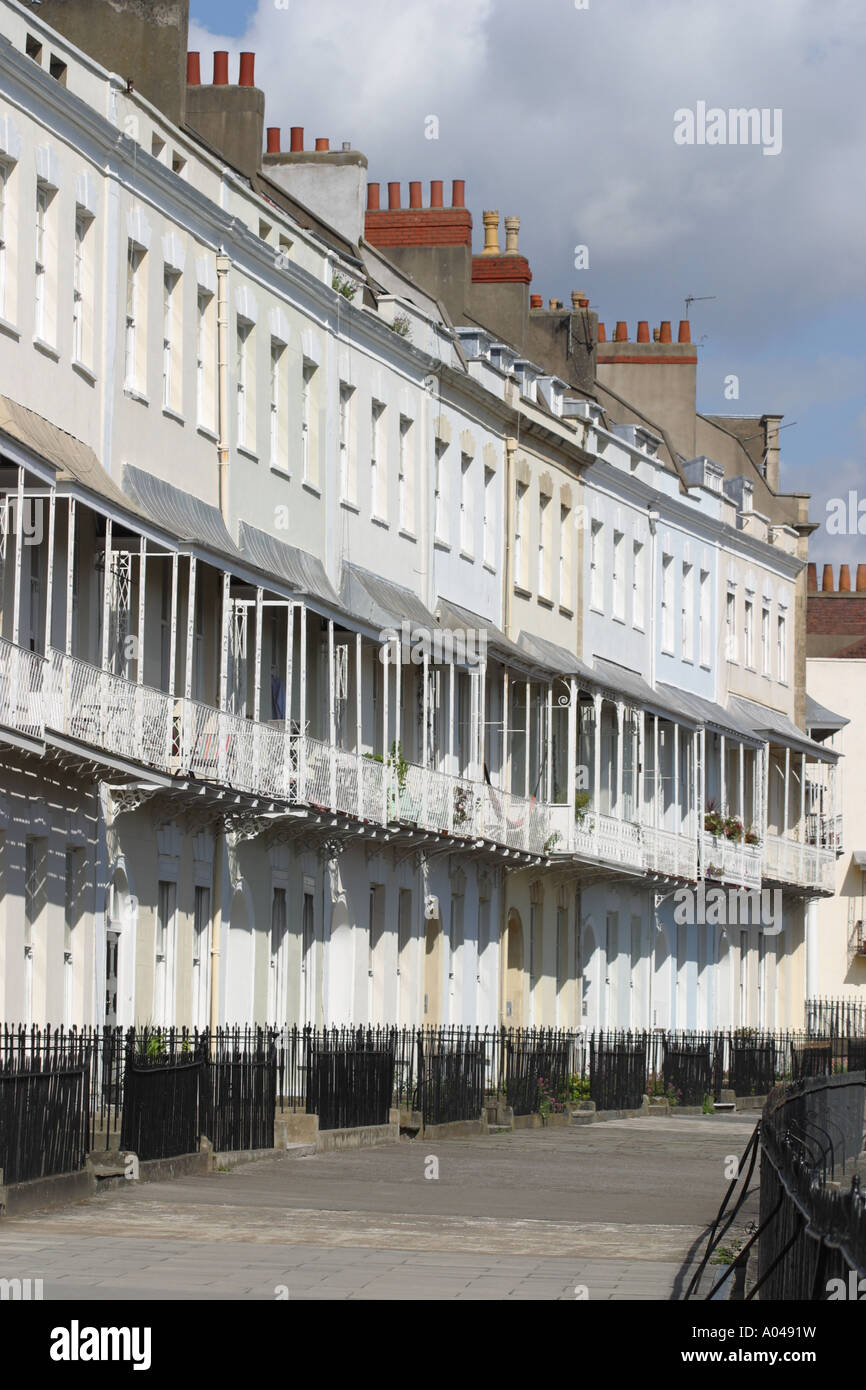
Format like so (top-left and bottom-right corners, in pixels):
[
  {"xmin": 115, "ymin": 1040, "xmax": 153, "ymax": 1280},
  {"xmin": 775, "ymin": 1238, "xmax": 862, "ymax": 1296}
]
[{"xmin": 0, "ymin": 1114, "xmax": 760, "ymax": 1301}]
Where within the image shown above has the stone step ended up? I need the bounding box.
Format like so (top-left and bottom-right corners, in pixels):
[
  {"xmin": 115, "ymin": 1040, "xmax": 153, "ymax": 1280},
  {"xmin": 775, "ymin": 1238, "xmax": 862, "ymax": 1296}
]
[{"xmin": 713, "ymin": 1102, "xmax": 736, "ymax": 1112}]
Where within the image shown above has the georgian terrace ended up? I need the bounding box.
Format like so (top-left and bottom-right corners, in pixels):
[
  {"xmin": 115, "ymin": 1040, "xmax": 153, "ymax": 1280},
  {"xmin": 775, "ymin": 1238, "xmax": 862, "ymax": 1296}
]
[{"xmin": 0, "ymin": 418, "xmax": 840, "ymax": 890}]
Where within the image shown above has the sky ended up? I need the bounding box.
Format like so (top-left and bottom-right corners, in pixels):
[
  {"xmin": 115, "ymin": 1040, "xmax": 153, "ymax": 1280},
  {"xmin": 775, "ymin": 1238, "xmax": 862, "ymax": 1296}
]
[{"xmin": 190, "ymin": 0, "xmax": 866, "ymax": 574}]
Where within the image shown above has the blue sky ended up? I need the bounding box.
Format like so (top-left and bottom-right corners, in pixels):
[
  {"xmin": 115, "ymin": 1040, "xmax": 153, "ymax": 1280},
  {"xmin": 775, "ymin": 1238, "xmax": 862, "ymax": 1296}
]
[{"xmin": 189, "ymin": 0, "xmax": 866, "ymax": 573}]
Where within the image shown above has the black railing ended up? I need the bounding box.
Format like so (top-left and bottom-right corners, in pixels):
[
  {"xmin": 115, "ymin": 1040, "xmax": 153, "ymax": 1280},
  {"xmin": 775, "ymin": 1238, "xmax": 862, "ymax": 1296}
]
[
  {"xmin": 0, "ymin": 1058, "xmax": 91, "ymax": 1184},
  {"xmin": 806, "ymin": 997, "xmax": 866, "ymax": 1038},
  {"xmin": 590, "ymin": 1033, "xmax": 647, "ymax": 1111},
  {"xmin": 662, "ymin": 1035, "xmax": 717, "ymax": 1107},
  {"xmin": 417, "ymin": 1034, "xmax": 486, "ymax": 1126},
  {"xmin": 305, "ymin": 1028, "xmax": 395, "ymax": 1130}
]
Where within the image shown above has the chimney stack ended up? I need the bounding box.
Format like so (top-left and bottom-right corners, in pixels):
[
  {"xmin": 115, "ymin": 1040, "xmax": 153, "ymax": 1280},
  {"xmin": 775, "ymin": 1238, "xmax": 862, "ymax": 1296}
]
[
  {"xmin": 185, "ymin": 47, "xmax": 266, "ymax": 181},
  {"xmin": 482, "ymin": 210, "xmax": 500, "ymax": 256}
]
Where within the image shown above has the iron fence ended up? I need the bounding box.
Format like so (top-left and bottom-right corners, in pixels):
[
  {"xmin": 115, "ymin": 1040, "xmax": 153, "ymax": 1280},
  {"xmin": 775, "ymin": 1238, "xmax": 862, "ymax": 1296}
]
[
  {"xmin": 590, "ymin": 1033, "xmax": 647, "ymax": 1111},
  {"xmin": 305, "ymin": 1028, "xmax": 395, "ymax": 1130},
  {"xmin": 661, "ymin": 1035, "xmax": 717, "ymax": 1106},
  {"xmin": 806, "ymin": 997, "xmax": 866, "ymax": 1038}
]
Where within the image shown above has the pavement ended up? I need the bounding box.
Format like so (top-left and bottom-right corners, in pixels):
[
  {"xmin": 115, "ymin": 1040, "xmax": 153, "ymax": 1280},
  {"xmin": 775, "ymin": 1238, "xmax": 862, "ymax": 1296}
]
[{"xmin": 0, "ymin": 1114, "xmax": 760, "ymax": 1301}]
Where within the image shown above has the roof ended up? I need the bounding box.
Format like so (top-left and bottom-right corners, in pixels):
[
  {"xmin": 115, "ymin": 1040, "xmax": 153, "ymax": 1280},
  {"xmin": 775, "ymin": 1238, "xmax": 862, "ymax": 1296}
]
[
  {"xmin": 656, "ymin": 684, "xmax": 762, "ymax": 743},
  {"xmin": 516, "ymin": 631, "xmax": 597, "ymax": 683},
  {"xmin": 436, "ymin": 598, "xmax": 531, "ymax": 669},
  {"xmin": 341, "ymin": 562, "xmax": 437, "ymax": 633},
  {"xmin": 122, "ymin": 465, "xmax": 243, "ymax": 558},
  {"xmin": 729, "ymin": 695, "xmax": 839, "ymax": 761},
  {"xmin": 805, "ymin": 693, "xmax": 850, "ymax": 733},
  {"xmin": 590, "ymin": 658, "xmax": 698, "ymax": 722},
  {"xmin": 238, "ymin": 521, "xmax": 339, "ymax": 607}
]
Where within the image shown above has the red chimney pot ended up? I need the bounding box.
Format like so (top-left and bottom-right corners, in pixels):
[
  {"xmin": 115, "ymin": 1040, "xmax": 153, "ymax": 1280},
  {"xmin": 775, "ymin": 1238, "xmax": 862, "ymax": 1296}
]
[
  {"xmin": 213, "ymin": 51, "xmax": 229, "ymax": 85},
  {"xmin": 315, "ymin": 138, "xmax": 330, "ymax": 152},
  {"xmin": 530, "ymin": 294, "xmax": 543, "ymax": 309},
  {"xmin": 839, "ymin": 564, "xmax": 852, "ymax": 592},
  {"xmin": 614, "ymin": 321, "xmax": 628, "ymax": 342},
  {"xmin": 409, "ymin": 181, "xmax": 422, "ymax": 209},
  {"xmin": 186, "ymin": 52, "xmax": 201, "ymax": 86},
  {"xmin": 858, "ymin": 564, "xmax": 866, "ymax": 592},
  {"xmin": 430, "ymin": 180, "xmax": 443, "ymax": 208},
  {"xmin": 388, "ymin": 182, "xmax": 401, "ymax": 210},
  {"xmin": 807, "ymin": 563, "xmax": 818, "ymax": 591},
  {"xmin": 678, "ymin": 320, "xmax": 691, "ymax": 344},
  {"xmin": 238, "ymin": 52, "xmax": 255, "ymax": 87},
  {"xmin": 452, "ymin": 180, "xmax": 466, "ymax": 208},
  {"xmin": 822, "ymin": 564, "xmax": 835, "ymax": 592},
  {"xmin": 597, "ymin": 322, "xmax": 606, "ymax": 343},
  {"xmin": 290, "ymin": 127, "xmax": 304, "ymax": 153},
  {"xmin": 367, "ymin": 183, "xmax": 380, "ymax": 211},
  {"xmin": 659, "ymin": 321, "xmax": 672, "ymax": 343},
  {"xmin": 636, "ymin": 320, "xmax": 650, "ymax": 343},
  {"xmin": 266, "ymin": 127, "xmax": 280, "ymax": 154}
]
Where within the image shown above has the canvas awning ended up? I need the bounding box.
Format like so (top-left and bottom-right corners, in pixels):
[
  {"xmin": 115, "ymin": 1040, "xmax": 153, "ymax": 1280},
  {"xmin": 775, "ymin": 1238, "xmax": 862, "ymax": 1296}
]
[{"xmin": 238, "ymin": 521, "xmax": 340, "ymax": 607}]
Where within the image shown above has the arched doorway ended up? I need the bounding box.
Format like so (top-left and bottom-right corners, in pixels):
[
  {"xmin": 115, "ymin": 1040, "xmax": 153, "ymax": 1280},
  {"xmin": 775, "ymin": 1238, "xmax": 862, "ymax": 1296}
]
[{"xmin": 501, "ymin": 909, "xmax": 525, "ymax": 1027}]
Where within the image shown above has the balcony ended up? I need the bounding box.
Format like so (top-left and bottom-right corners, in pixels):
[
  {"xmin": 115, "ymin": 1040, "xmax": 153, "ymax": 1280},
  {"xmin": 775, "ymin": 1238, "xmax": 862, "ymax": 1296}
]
[
  {"xmin": 0, "ymin": 637, "xmax": 46, "ymax": 741},
  {"xmin": 763, "ymin": 833, "xmax": 836, "ymax": 894},
  {"xmin": 702, "ymin": 832, "xmax": 762, "ymax": 890},
  {"xmin": 644, "ymin": 824, "xmax": 699, "ymax": 880},
  {"xmin": 572, "ymin": 810, "xmax": 645, "ymax": 872}
]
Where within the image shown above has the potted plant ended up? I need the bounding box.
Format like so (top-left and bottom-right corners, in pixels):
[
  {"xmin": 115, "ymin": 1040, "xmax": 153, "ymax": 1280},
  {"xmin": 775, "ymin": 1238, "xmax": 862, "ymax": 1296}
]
[
  {"xmin": 724, "ymin": 815, "xmax": 744, "ymax": 842},
  {"xmin": 744, "ymin": 827, "xmax": 760, "ymax": 846},
  {"xmin": 575, "ymin": 790, "xmax": 591, "ymax": 824}
]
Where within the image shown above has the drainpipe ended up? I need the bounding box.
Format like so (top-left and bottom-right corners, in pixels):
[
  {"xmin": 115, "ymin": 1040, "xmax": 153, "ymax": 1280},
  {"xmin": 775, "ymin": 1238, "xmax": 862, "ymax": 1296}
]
[
  {"xmin": 209, "ymin": 828, "xmax": 225, "ymax": 1032},
  {"xmin": 216, "ymin": 253, "xmax": 231, "ymax": 523},
  {"xmin": 504, "ymin": 436, "xmax": 517, "ymax": 640}
]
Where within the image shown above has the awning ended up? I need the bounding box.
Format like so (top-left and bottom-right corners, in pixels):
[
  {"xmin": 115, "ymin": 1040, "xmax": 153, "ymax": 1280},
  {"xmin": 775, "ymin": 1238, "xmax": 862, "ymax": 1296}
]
[
  {"xmin": 122, "ymin": 464, "xmax": 242, "ymax": 557},
  {"xmin": 729, "ymin": 695, "xmax": 839, "ymax": 762},
  {"xmin": 516, "ymin": 631, "xmax": 598, "ymax": 683},
  {"xmin": 657, "ymin": 684, "xmax": 762, "ymax": 743},
  {"xmin": 436, "ymin": 598, "xmax": 533, "ymax": 670},
  {"xmin": 341, "ymin": 562, "xmax": 437, "ymax": 634},
  {"xmin": 805, "ymin": 693, "xmax": 850, "ymax": 733},
  {"xmin": 590, "ymin": 658, "xmax": 699, "ymax": 723},
  {"xmin": 238, "ymin": 521, "xmax": 340, "ymax": 607}
]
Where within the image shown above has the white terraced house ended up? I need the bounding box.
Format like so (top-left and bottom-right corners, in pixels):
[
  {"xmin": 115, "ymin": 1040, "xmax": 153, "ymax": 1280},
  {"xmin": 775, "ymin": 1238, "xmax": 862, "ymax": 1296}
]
[{"xmin": 0, "ymin": 0, "xmax": 840, "ymax": 1035}]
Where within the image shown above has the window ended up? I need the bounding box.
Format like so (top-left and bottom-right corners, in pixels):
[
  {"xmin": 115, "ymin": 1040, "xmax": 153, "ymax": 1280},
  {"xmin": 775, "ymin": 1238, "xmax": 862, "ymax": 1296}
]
[
  {"xmin": 744, "ymin": 597, "xmax": 754, "ymax": 667},
  {"xmin": 236, "ymin": 319, "xmax": 254, "ymax": 450},
  {"xmin": 269, "ymin": 886, "xmax": 288, "ymax": 1024},
  {"xmin": 460, "ymin": 453, "xmax": 473, "ymax": 554},
  {"xmin": 515, "ymin": 482, "xmax": 528, "ymax": 587},
  {"xmin": 49, "ymin": 56, "xmax": 67, "ymax": 85},
  {"xmin": 661, "ymin": 553, "xmax": 674, "ymax": 652},
  {"xmin": 196, "ymin": 289, "xmax": 215, "ymax": 430},
  {"xmin": 681, "ymin": 562, "xmax": 694, "ymax": 661},
  {"xmin": 301, "ymin": 361, "xmax": 316, "ymax": 483},
  {"xmin": 124, "ymin": 243, "xmax": 145, "ymax": 391},
  {"xmin": 269, "ymin": 339, "xmax": 286, "ymax": 470},
  {"xmin": 761, "ymin": 602, "xmax": 771, "ymax": 675},
  {"xmin": 434, "ymin": 440, "xmax": 448, "ymax": 542},
  {"xmin": 0, "ymin": 161, "xmax": 11, "ymax": 319},
  {"xmin": 371, "ymin": 401, "xmax": 385, "ymax": 518},
  {"xmin": 726, "ymin": 588, "xmax": 737, "ymax": 661},
  {"xmin": 538, "ymin": 493, "xmax": 551, "ymax": 597},
  {"xmin": 590, "ymin": 520, "xmax": 603, "ymax": 610},
  {"xmin": 399, "ymin": 416, "xmax": 413, "ymax": 531},
  {"xmin": 34, "ymin": 182, "xmax": 49, "ymax": 341},
  {"xmin": 72, "ymin": 209, "xmax": 91, "ymax": 365},
  {"xmin": 24, "ymin": 839, "xmax": 37, "ymax": 1024},
  {"xmin": 64, "ymin": 849, "xmax": 77, "ymax": 1025},
  {"xmin": 699, "ymin": 569, "xmax": 711, "ymax": 666},
  {"xmin": 777, "ymin": 613, "xmax": 787, "ymax": 682},
  {"xmin": 154, "ymin": 880, "xmax": 176, "ymax": 1027},
  {"xmin": 339, "ymin": 382, "xmax": 354, "ymax": 502},
  {"xmin": 162, "ymin": 268, "xmax": 180, "ymax": 411},
  {"xmin": 612, "ymin": 530, "xmax": 625, "ymax": 621},
  {"xmin": 632, "ymin": 540, "xmax": 645, "ymax": 629},
  {"xmin": 559, "ymin": 504, "xmax": 572, "ymax": 607},
  {"xmin": 192, "ymin": 884, "xmax": 211, "ymax": 1030}
]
